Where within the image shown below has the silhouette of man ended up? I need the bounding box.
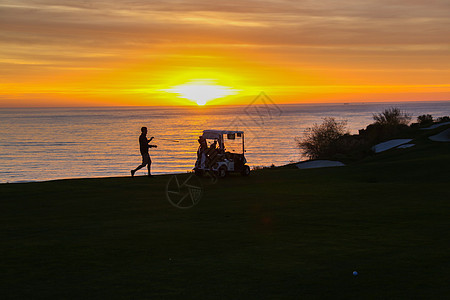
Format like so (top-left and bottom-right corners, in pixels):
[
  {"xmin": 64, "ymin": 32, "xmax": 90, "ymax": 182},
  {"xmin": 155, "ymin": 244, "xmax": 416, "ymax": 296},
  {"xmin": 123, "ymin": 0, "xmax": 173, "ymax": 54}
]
[
  {"xmin": 131, "ymin": 127, "xmax": 156, "ymax": 177},
  {"xmin": 205, "ymin": 140, "xmax": 219, "ymax": 168},
  {"xmin": 197, "ymin": 136, "xmax": 207, "ymax": 168}
]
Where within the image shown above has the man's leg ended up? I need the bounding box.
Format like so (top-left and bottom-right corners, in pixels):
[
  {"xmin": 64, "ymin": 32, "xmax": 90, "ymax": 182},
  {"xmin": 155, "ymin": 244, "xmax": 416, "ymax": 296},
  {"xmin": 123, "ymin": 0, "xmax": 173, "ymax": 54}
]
[
  {"xmin": 131, "ymin": 163, "xmax": 144, "ymax": 177},
  {"xmin": 131, "ymin": 154, "xmax": 148, "ymax": 177},
  {"xmin": 147, "ymin": 158, "xmax": 152, "ymax": 177},
  {"xmin": 201, "ymin": 153, "xmax": 206, "ymax": 168},
  {"xmin": 134, "ymin": 162, "xmax": 146, "ymax": 171}
]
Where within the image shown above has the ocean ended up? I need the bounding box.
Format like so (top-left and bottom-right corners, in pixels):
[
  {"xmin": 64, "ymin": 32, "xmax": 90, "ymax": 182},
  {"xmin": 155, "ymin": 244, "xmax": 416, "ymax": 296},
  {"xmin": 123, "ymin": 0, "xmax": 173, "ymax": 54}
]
[{"xmin": 1, "ymin": 101, "xmax": 449, "ymax": 183}]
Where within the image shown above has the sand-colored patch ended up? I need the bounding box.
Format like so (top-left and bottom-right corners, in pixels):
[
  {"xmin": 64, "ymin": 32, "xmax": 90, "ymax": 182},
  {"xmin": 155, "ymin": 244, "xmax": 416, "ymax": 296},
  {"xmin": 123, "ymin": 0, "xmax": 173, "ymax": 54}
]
[
  {"xmin": 372, "ymin": 139, "xmax": 413, "ymax": 153},
  {"xmin": 420, "ymin": 122, "xmax": 450, "ymax": 130},
  {"xmin": 396, "ymin": 143, "xmax": 415, "ymax": 149},
  {"xmin": 297, "ymin": 160, "xmax": 345, "ymax": 169},
  {"xmin": 429, "ymin": 128, "xmax": 450, "ymax": 142}
]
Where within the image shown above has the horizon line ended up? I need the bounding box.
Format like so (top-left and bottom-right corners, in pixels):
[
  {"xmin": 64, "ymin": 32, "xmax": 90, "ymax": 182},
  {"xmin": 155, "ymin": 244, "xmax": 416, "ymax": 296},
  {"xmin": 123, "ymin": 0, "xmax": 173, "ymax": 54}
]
[{"xmin": 1, "ymin": 99, "xmax": 450, "ymax": 109}]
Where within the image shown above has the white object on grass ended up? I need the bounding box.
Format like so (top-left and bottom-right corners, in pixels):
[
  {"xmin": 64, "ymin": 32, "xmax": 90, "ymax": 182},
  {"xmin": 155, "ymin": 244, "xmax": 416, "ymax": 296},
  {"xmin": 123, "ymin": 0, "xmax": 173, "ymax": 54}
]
[
  {"xmin": 371, "ymin": 139, "xmax": 412, "ymax": 153},
  {"xmin": 296, "ymin": 160, "xmax": 345, "ymax": 169},
  {"xmin": 396, "ymin": 143, "xmax": 415, "ymax": 149},
  {"xmin": 429, "ymin": 128, "xmax": 450, "ymax": 142},
  {"xmin": 420, "ymin": 121, "xmax": 450, "ymax": 130}
]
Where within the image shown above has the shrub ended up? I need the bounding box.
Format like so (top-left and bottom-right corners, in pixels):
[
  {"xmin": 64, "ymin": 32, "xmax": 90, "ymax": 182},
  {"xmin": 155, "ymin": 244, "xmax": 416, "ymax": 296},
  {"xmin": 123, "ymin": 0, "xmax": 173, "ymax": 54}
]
[
  {"xmin": 332, "ymin": 134, "xmax": 370, "ymax": 160},
  {"xmin": 356, "ymin": 107, "xmax": 413, "ymax": 144},
  {"xmin": 437, "ymin": 116, "xmax": 450, "ymax": 123},
  {"xmin": 359, "ymin": 107, "xmax": 413, "ymax": 146},
  {"xmin": 373, "ymin": 107, "xmax": 411, "ymax": 126},
  {"xmin": 252, "ymin": 164, "xmax": 276, "ymax": 170},
  {"xmin": 359, "ymin": 122, "xmax": 412, "ymax": 145},
  {"xmin": 296, "ymin": 117, "xmax": 348, "ymax": 160},
  {"xmin": 417, "ymin": 114, "xmax": 433, "ymax": 126}
]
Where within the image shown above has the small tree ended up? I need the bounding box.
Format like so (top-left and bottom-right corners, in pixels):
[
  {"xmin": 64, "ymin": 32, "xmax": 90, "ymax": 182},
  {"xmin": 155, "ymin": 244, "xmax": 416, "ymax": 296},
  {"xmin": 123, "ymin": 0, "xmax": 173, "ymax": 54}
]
[
  {"xmin": 417, "ymin": 114, "xmax": 433, "ymax": 126},
  {"xmin": 360, "ymin": 107, "xmax": 413, "ymax": 143},
  {"xmin": 372, "ymin": 107, "xmax": 411, "ymax": 126},
  {"xmin": 437, "ymin": 116, "xmax": 450, "ymax": 123},
  {"xmin": 297, "ymin": 117, "xmax": 348, "ymax": 160}
]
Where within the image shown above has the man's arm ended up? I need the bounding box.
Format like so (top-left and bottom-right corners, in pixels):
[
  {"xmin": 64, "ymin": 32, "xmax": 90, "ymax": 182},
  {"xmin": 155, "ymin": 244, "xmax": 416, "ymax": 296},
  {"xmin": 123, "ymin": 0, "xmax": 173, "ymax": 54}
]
[{"xmin": 148, "ymin": 137, "xmax": 157, "ymax": 148}]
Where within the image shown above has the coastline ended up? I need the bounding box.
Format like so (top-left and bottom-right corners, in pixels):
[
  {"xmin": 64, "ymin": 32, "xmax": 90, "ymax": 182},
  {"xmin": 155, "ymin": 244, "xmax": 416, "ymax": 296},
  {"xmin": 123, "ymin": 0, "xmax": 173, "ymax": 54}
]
[{"xmin": 3, "ymin": 119, "xmax": 449, "ymax": 184}]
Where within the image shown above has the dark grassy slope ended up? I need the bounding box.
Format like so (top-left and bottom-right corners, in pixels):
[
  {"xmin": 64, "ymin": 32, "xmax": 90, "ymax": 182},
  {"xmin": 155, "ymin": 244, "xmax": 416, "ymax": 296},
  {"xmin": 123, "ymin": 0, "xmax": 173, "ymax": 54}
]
[{"xmin": 1, "ymin": 129, "xmax": 449, "ymax": 299}]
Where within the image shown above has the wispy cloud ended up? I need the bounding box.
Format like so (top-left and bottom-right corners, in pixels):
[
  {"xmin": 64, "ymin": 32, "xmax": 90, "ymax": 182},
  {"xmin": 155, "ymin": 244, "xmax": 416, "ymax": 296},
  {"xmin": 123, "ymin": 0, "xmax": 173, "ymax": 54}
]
[{"xmin": 1, "ymin": 0, "xmax": 449, "ymax": 105}]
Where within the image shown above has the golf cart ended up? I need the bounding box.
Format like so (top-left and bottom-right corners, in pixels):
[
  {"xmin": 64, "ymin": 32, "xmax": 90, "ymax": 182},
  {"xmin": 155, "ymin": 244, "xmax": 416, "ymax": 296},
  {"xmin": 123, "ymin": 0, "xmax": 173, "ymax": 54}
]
[{"xmin": 194, "ymin": 130, "xmax": 250, "ymax": 177}]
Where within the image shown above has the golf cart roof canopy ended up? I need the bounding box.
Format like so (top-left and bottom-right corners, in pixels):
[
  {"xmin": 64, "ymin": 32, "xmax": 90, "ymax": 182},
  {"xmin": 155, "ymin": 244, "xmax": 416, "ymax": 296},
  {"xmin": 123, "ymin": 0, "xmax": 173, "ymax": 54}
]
[{"xmin": 202, "ymin": 130, "xmax": 243, "ymax": 139}]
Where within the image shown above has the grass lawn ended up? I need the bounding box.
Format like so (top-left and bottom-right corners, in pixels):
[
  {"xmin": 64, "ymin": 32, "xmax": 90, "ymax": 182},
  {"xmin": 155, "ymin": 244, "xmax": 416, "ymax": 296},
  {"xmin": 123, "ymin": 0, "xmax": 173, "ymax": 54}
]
[{"xmin": 1, "ymin": 126, "xmax": 449, "ymax": 299}]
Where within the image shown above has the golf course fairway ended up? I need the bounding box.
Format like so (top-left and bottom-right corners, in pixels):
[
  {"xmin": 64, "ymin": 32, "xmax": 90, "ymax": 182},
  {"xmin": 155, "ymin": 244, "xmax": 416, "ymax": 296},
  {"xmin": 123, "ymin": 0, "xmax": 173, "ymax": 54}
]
[{"xmin": 1, "ymin": 127, "xmax": 449, "ymax": 299}]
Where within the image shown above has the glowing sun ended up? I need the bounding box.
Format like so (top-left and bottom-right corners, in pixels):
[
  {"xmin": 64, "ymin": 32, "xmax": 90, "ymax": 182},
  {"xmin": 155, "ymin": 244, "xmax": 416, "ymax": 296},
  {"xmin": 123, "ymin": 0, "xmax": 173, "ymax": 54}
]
[{"xmin": 164, "ymin": 79, "xmax": 237, "ymax": 105}]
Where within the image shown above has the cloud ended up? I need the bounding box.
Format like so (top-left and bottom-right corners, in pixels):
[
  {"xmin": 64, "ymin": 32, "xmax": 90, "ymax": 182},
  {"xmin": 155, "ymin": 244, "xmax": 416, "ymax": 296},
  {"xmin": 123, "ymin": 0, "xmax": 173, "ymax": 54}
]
[
  {"xmin": 2, "ymin": 0, "xmax": 449, "ymax": 42},
  {"xmin": 1, "ymin": 0, "xmax": 449, "ymax": 105}
]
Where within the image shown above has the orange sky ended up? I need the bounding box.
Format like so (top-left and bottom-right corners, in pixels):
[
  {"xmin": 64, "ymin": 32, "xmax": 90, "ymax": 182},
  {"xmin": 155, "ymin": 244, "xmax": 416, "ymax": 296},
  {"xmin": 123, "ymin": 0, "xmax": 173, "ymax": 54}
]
[{"xmin": 1, "ymin": 0, "xmax": 449, "ymax": 106}]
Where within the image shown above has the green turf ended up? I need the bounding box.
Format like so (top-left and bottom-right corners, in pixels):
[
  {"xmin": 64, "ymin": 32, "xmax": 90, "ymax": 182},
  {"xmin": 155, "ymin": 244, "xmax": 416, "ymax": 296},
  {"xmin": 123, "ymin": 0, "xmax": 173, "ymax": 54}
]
[{"xmin": 1, "ymin": 127, "xmax": 449, "ymax": 299}]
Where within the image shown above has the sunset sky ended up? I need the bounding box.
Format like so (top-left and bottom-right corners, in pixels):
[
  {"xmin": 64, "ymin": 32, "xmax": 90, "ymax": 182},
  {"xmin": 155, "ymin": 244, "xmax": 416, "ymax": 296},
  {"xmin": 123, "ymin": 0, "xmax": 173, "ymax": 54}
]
[{"xmin": 1, "ymin": 0, "xmax": 449, "ymax": 106}]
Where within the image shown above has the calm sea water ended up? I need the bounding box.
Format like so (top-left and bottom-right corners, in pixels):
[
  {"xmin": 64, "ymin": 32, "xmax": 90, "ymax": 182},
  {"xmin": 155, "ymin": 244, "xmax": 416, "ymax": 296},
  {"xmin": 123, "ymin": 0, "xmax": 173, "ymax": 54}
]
[{"xmin": 1, "ymin": 101, "xmax": 449, "ymax": 183}]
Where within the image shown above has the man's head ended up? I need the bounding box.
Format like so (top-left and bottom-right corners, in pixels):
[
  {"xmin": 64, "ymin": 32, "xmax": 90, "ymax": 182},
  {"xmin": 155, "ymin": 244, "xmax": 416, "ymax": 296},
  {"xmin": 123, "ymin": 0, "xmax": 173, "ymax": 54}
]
[{"xmin": 141, "ymin": 127, "xmax": 147, "ymax": 134}]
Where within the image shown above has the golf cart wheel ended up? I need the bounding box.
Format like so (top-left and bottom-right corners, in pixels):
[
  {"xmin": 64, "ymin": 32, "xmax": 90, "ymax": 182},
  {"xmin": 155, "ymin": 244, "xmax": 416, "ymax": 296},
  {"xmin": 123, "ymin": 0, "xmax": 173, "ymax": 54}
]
[
  {"xmin": 218, "ymin": 166, "xmax": 227, "ymax": 178},
  {"xmin": 242, "ymin": 165, "xmax": 250, "ymax": 176}
]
